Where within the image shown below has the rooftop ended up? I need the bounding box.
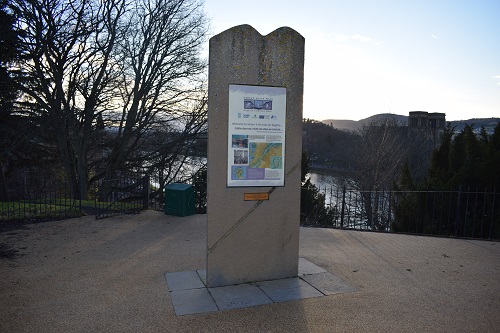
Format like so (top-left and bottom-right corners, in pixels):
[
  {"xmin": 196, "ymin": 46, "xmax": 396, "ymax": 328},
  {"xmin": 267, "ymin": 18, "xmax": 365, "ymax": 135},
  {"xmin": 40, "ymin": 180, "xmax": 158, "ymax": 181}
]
[{"xmin": 1, "ymin": 210, "xmax": 499, "ymax": 332}]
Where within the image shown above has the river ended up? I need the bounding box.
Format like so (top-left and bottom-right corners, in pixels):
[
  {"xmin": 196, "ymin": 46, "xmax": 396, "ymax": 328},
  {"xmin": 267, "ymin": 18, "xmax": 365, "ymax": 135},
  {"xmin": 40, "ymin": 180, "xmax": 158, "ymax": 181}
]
[
  {"xmin": 307, "ymin": 172, "xmax": 338, "ymax": 189},
  {"xmin": 307, "ymin": 172, "xmax": 345, "ymax": 207}
]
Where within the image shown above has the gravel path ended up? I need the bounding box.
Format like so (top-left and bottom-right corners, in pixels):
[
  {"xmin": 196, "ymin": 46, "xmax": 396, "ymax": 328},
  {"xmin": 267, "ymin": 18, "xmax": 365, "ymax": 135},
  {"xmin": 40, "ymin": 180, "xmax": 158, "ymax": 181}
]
[{"xmin": 1, "ymin": 210, "xmax": 499, "ymax": 332}]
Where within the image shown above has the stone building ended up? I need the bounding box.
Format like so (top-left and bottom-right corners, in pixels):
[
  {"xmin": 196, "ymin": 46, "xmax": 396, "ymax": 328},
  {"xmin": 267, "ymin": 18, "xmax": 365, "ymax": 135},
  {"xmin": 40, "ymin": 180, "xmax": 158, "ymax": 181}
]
[
  {"xmin": 409, "ymin": 111, "xmax": 446, "ymax": 129},
  {"xmin": 408, "ymin": 111, "xmax": 446, "ymax": 143}
]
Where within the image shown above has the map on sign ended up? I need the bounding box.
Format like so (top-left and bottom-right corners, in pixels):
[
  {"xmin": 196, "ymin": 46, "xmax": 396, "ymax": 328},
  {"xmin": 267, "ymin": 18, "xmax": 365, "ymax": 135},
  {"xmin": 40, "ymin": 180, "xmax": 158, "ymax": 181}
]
[
  {"xmin": 227, "ymin": 85, "xmax": 286, "ymax": 187},
  {"xmin": 249, "ymin": 143, "xmax": 282, "ymax": 169},
  {"xmin": 231, "ymin": 166, "xmax": 247, "ymax": 180}
]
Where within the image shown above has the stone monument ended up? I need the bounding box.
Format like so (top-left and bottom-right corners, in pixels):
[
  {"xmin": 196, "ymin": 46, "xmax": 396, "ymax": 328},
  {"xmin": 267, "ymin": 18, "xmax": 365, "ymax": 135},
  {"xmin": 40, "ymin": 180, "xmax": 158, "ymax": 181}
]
[{"xmin": 207, "ymin": 25, "xmax": 304, "ymax": 287}]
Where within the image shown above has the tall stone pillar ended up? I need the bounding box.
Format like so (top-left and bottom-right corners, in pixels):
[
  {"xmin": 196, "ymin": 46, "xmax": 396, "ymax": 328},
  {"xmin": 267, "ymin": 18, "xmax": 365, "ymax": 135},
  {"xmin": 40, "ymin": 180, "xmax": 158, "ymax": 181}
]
[{"xmin": 207, "ymin": 25, "xmax": 304, "ymax": 287}]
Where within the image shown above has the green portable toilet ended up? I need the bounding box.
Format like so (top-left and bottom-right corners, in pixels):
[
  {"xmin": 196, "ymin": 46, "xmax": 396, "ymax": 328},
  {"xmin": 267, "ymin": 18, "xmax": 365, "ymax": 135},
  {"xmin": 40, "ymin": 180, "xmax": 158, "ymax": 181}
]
[{"xmin": 164, "ymin": 183, "xmax": 196, "ymax": 216}]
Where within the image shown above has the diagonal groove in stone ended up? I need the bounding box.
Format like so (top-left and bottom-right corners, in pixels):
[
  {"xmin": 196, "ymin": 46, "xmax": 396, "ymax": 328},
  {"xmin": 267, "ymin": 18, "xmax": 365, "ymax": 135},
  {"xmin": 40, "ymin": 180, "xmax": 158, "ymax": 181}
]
[{"xmin": 207, "ymin": 186, "xmax": 276, "ymax": 254}]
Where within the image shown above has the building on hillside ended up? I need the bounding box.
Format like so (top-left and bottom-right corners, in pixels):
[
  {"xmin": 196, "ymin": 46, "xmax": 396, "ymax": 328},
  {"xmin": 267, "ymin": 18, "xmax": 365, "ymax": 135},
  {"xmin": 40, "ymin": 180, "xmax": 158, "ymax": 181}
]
[
  {"xmin": 408, "ymin": 111, "xmax": 446, "ymax": 130},
  {"xmin": 408, "ymin": 111, "xmax": 446, "ymax": 143}
]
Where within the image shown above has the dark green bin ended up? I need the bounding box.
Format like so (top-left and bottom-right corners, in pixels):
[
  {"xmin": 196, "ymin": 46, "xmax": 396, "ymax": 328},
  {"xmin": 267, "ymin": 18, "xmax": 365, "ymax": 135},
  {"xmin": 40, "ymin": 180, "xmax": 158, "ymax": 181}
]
[{"xmin": 164, "ymin": 183, "xmax": 196, "ymax": 217}]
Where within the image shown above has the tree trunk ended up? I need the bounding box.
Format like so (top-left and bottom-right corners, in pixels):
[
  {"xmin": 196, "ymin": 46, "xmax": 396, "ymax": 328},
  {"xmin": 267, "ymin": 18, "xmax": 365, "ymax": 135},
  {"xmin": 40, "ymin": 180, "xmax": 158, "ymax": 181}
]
[{"xmin": 0, "ymin": 161, "xmax": 8, "ymax": 201}]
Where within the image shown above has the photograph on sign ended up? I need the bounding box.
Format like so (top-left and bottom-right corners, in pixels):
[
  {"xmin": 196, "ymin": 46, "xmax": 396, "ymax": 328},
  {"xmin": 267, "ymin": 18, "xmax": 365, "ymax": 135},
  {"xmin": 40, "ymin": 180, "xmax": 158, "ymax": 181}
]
[{"xmin": 227, "ymin": 84, "xmax": 286, "ymax": 187}]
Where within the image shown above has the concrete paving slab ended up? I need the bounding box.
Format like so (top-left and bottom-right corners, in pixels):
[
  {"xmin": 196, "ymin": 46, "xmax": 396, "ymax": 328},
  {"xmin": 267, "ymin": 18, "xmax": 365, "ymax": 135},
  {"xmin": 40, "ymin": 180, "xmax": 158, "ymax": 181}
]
[
  {"xmin": 165, "ymin": 258, "xmax": 356, "ymax": 315},
  {"xmin": 257, "ymin": 277, "xmax": 323, "ymax": 302},
  {"xmin": 300, "ymin": 271, "xmax": 357, "ymax": 295},
  {"xmin": 208, "ymin": 283, "xmax": 273, "ymax": 311},
  {"xmin": 298, "ymin": 257, "xmax": 327, "ymax": 275},
  {"xmin": 165, "ymin": 271, "xmax": 205, "ymax": 291},
  {"xmin": 197, "ymin": 269, "xmax": 207, "ymax": 285},
  {"xmin": 170, "ymin": 288, "xmax": 218, "ymax": 315}
]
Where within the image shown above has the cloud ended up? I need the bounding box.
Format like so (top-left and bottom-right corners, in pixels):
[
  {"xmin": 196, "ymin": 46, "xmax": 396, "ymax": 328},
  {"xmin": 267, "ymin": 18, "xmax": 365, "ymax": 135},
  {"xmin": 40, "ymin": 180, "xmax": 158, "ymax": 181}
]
[
  {"xmin": 432, "ymin": 34, "xmax": 438, "ymax": 39},
  {"xmin": 494, "ymin": 75, "xmax": 500, "ymax": 85},
  {"xmin": 332, "ymin": 33, "xmax": 382, "ymax": 46}
]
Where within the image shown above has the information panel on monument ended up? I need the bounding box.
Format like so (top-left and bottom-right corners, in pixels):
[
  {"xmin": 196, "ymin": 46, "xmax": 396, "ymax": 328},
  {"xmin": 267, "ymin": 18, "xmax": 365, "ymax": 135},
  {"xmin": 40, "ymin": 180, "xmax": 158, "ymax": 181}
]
[{"xmin": 227, "ymin": 84, "xmax": 286, "ymax": 187}]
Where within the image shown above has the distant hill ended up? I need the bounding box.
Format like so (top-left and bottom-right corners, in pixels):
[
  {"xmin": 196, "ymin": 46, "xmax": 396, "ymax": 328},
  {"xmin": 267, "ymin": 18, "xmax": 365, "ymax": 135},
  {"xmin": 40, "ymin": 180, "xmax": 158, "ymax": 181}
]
[
  {"xmin": 449, "ymin": 118, "xmax": 500, "ymax": 133},
  {"xmin": 321, "ymin": 119, "xmax": 359, "ymax": 131},
  {"xmin": 322, "ymin": 114, "xmax": 499, "ymax": 133},
  {"xmin": 322, "ymin": 113, "xmax": 408, "ymax": 131}
]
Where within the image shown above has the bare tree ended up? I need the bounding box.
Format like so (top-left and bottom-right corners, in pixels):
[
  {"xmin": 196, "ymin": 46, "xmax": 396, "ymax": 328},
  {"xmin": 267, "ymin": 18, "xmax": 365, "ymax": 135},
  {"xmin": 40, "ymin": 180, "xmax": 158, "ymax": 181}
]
[
  {"xmin": 143, "ymin": 93, "xmax": 208, "ymax": 203},
  {"xmin": 351, "ymin": 119, "xmax": 408, "ymax": 190},
  {"xmin": 11, "ymin": 0, "xmax": 208, "ymax": 200},
  {"xmin": 13, "ymin": 0, "xmax": 126, "ymax": 199},
  {"xmin": 98, "ymin": 0, "xmax": 208, "ymax": 199},
  {"xmin": 346, "ymin": 119, "xmax": 409, "ymax": 229}
]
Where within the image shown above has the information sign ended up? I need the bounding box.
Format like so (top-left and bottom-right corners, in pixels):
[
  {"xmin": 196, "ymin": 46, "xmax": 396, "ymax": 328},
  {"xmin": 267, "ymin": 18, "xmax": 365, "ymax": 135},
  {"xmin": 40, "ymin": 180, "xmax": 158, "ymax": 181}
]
[{"xmin": 227, "ymin": 84, "xmax": 286, "ymax": 187}]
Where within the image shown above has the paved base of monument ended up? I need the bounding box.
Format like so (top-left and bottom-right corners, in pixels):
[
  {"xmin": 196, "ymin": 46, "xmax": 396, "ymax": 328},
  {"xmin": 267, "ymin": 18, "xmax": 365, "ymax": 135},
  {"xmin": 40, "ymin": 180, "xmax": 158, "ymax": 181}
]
[{"xmin": 165, "ymin": 258, "xmax": 356, "ymax": 316}]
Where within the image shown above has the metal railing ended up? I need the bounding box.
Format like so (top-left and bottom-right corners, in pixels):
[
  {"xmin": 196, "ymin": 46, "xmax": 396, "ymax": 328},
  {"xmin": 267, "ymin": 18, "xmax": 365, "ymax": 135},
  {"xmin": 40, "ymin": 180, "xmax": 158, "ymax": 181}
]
[
  {"xmin": 0, "ymin": 178, "xmax": 83, "ymax": 223},
  {"xmin": 0, "ymin": 172, "xmax": 151, "ymax": 223},
  {"xmin": 94, "ymin": 172, "xmax": 150, "ymax": 220},
  {"xmin": 1, "ymin": 170, "xmax": 203, "ymax": 224},
  {"xmin": 3, "ymin": 173, "xmax": 498, "ymax": 241},
  {"xmin": 312, "ymin": 185, "xmax": 499, "ymax": 240}
]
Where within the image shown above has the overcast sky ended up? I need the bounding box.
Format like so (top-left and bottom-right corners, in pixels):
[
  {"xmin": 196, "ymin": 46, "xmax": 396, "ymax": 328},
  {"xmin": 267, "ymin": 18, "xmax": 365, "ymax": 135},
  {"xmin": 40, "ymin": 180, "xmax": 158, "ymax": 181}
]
[{"xmin": 203, "ymin": 0, "xmax": 500, "ymax": 121}]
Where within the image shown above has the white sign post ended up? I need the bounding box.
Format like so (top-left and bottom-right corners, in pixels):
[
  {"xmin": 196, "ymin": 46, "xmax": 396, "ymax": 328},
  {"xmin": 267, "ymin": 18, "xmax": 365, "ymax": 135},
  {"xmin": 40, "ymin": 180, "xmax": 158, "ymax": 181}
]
[{"xmin": 227, "ymin": 84, "xmax": 286, "ymax": 187}]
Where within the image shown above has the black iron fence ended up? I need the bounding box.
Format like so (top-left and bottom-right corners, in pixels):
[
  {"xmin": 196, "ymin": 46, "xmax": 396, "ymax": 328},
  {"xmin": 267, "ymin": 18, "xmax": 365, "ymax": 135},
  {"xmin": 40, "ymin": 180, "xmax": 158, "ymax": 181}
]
[
  {"xmin": 0, "ymin": 169, "xmax": 205, "ymax": 224},
  {"xmin": 93, "ymin": 171, "xmax": 150, "ymax": 219},
  {"xmin": 0, "ymin": 171, "xmax": 151, "ymax": 223},
  {"xmin": 0, "ymin": 177, "xmax": 83, "ymax": 222},
  {"xmin": 310, "ymin": 185, "xmax": 499, "ymax": 240},
  {"xmin": 2, "ymin": 172, "xmax": 498, "ymax": 241}
]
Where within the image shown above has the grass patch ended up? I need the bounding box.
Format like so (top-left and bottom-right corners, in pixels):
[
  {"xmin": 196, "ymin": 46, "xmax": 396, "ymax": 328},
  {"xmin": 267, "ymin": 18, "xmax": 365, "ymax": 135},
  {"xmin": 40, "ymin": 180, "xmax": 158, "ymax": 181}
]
[
  {"xmin": 0, "ymin": 199, "xmax": 144, "ymax": 222},
  {"xmin": 0, "ymin": 201, "xmax": 83, "ymax": 221}
]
